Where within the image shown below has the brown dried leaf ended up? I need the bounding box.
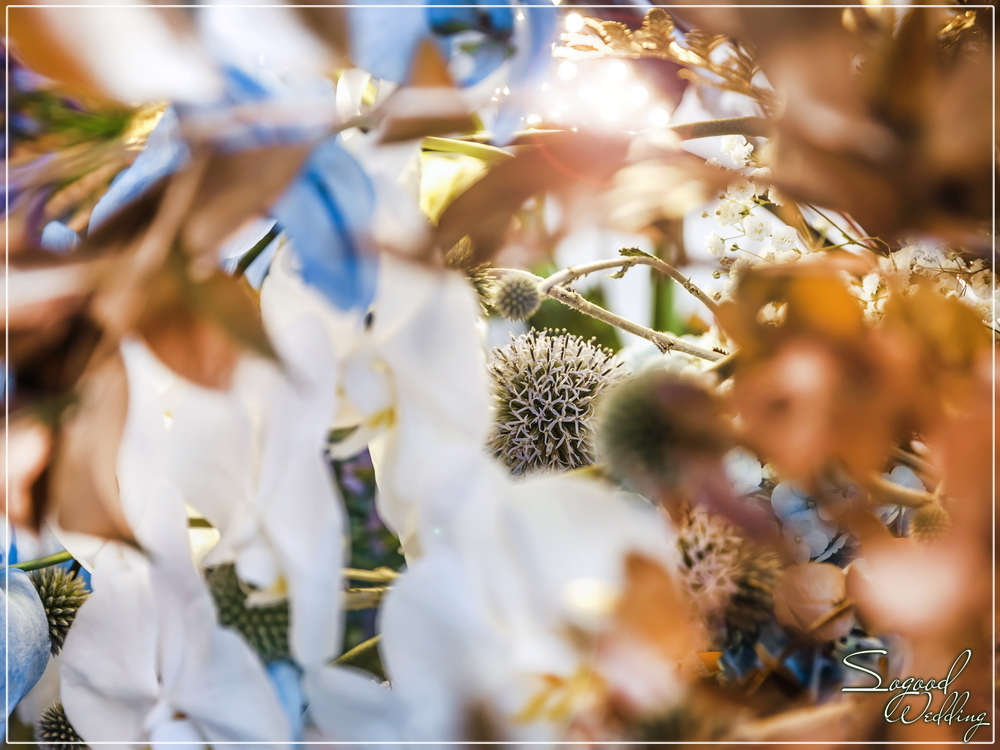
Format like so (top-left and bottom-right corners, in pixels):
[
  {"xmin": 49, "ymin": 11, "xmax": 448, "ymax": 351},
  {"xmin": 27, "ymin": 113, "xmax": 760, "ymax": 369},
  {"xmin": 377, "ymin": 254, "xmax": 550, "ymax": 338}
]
[
  {"xmin": 436, "ymin": 131, "xmax": 631, "ymax": 263},
  {"xmin": 181, "ymin": 144, "xmax": 312, "ymax": 260},
  {"xmin": 137, "ymin": 254, "xmax": 276, "ymax": 390},
  {"xmin": 1, "ymin": 416, "xmax": 53, "ymax": 529},
  {"xmin": 773, "ymin": 562, "xmax": 851, "ymax": 642},
  {"xmin": 48, "ymin": 350, "xmax": 136, "ymax": 543}
]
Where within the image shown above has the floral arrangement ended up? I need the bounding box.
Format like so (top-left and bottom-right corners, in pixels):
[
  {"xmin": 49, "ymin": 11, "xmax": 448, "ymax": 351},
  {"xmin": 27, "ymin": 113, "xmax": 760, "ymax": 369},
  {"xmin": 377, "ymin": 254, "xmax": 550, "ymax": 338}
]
[{"xmin": 2, "ymin": 2, "xmax": 994, "ymax": 746}]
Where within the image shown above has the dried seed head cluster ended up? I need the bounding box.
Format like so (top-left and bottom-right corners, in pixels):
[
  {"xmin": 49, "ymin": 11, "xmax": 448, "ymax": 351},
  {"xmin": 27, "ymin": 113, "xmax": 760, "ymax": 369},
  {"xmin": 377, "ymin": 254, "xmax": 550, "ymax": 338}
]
[
  {"xmin": 598, "ymin": 369, "xmax": 730, "ymax": 491},
  {"xmin": 488, "ymin": 330, "xmax": 624, "ymax": 476},
  {"xmin": 29, "ymin": 567, "xmax": 89, "ymax": 655},
  {"xmin": 490, "ymin": 275, "xmax": 542, "ymax": 321},
  {"xmin": 206, "ymin": 564, "xmax": 290, "ymax": 663},
  {"xmin": 677, "ymin": 509, "xmax": 781, "ymax": 648},
  {"xmin": 36, "ymin": 703, "xmax": 85, "ymax": 750},
  {"xmin": 910, "ymin": 503, "xmax": 952, "ymax": 542}
]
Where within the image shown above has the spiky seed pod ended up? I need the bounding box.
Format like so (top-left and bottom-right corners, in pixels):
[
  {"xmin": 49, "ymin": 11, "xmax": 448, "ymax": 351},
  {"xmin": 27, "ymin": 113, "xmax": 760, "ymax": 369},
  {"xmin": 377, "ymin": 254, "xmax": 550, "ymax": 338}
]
[
  {"xmin": 490, "ymin": 275, "xmax": 542, "ymax": 321},
  {"xmin": 36, "ymin": 703, "xmax": 85, "ymax": 750},
  {"xmin": 29, "ymin": 567, "xmax": 89, "ymax": 655},
  {"xmin": 206, "ymin": 564, "xmax": 291, "ymax": 663},
  {"xmin": 597, "ymin": 369, "xmax": 729, "ymax": 491},
  {"xmin": 910, "ymin": 502, "xmax": 952, "ymax": 542},
  {"xmin": 488, "ymin": 330, "xmax": 624, "ymax": 476},
  {"xmin": 676, "ymin": 509, "xmax": 780, "ymax": 649},
  {"xmin": 724, "ymin": 544, "xmax": 782, "ymax": 648},
  {"xmin": 444, "ymin": 236, "xmax": 494, "ymax": 313},
  {"xmin": 676, "ymin": 509, "xmax": 743, "ymax": 617}
]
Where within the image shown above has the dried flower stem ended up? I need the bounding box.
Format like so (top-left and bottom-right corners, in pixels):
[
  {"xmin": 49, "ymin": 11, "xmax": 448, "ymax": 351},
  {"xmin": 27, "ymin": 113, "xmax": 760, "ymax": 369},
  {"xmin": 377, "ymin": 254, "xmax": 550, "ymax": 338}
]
[
  {"xmin": 333, "ymin": 634, "xmax": 381, "ymax": 666},
  {"xmin": 495, "ymin": 269, "xmax": 723, "ymax": 362},
  {"xmin": 10, "ymin": 551, "xmax": 74, "ymax": 571},
  {"xmin": 889, "ymin": 446, "xmax": 937, "ymax": 480},
  {"xmin": 539, "ymin": 256, "xmax": 720, "ymax": 316},
  {"xmin": 865, "ymin": 472, "xmax": 935, "ymax": 508},
  {"xmin": 668, "ymin": 116, "xmax": 770, "ymax": 141},
  {"xmin": 344, "ymin": 567, "xmax": 399, "ymax": 583},
  {"xmin": 343, "ymin": 586, "xmax": 390, "ymax": 611},
  {"xmin": 422, "ymin": 136, "xmax": 513, "ymax": 164}
]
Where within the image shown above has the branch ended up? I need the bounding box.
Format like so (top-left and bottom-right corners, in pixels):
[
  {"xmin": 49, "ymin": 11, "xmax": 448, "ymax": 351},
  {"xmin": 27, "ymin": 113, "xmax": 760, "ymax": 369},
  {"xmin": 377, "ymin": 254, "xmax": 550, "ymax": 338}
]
[
  {"xmin": 539, "ymin": 255, "xmax": 720, "ymax": 316},
  {"xmin": 546, "ymin": 284, "xmax": 723, "ymax": 362}
]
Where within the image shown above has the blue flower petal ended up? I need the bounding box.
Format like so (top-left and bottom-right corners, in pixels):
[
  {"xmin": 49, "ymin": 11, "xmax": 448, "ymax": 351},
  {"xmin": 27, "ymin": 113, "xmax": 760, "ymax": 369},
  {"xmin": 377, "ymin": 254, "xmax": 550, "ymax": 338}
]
[
  {"xmin": 40, "ymin": 221, "xmax": 80, "ymax": 254},
  {"xmin": 1, "ymin": 569, "xmax": 51, "ymax": 730},
  {"xmin": 271, "ymin": 139, "xmax": 378, "ymax": 311},
  {"xmin": 266, "ymin": 660, "xmax": 305, "ymax": 742},
  {"xmin": 88, "ymin": 108, "xmax": 190, "ymax": 232},
  {"xmin": 348, "ymin": 1, "xmax": 430, "ymax": 84}
]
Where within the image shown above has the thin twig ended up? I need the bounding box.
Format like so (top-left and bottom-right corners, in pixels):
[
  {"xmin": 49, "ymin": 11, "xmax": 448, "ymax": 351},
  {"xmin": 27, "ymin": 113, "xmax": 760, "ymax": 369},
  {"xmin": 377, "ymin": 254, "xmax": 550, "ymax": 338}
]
[
  {"xmin": 865, "ymin": 472, "xmax": 935, "ymax": 508},
  {"xmin": 539, "ymin": 256, "xmax": 720, "ymax": 315},
  {"xmin": 667, "ymin": 116, "xmax": 771, "ymax": 141},
  {"xmin": 495, "ymin": 268, "xmax": 722, "ymax": 362},
  {"xmin": 333, "ymin": 634, "xmax": 381, "ymax": 666},
  {"xmin": 888, "ymin": 446, "xmax": 937, "ymax": 480},
  {"xmin": 547, "ymin": 285, "xmax": 723, "ymax": 362}
]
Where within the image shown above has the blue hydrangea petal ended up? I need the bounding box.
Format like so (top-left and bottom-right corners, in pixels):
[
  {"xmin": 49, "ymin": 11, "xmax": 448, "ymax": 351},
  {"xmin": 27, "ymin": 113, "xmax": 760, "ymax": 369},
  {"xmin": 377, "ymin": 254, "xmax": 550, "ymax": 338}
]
[
  {"xmin": 271, "ymin": 139, "xmax": 378, "ymax": 311},
  {"xmin": 769, "ymin": 480, "xmax": 812, "ymax": 524},
  {"xmin": 88, "ymin": 108, "xmax": 189, "ymax": 232},
  {"xmin": 40, "ymin": 221, "xmax": 80, "ymax": 253},
  {"xmin": 1, "ymin": 569, "xmax": 51, "ymax": 730},
  {"xmin": 347, "ymin": 1, "xmax": 430, "ymax": 84},
  {"xmin": 266, "ymin": 660, "xmax": 305, "ymax": 742}
]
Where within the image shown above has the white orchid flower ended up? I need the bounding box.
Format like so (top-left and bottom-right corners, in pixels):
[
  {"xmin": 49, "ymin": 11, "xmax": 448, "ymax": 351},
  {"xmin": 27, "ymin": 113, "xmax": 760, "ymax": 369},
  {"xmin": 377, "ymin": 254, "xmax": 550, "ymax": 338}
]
[
  {"xmin": 303, "ymin": 472, "xmax": 687, "ymax": 744},
  {"xmin": 158, "ymin": 247, "xmax": 349, "ymax": 669},
  {"xmin": 326, "ymin": 251, "xmax": 492, "ymax": 558},
  {"xmin": 59, "ymin": 481, "xmax": 290, "ymax": 747}
]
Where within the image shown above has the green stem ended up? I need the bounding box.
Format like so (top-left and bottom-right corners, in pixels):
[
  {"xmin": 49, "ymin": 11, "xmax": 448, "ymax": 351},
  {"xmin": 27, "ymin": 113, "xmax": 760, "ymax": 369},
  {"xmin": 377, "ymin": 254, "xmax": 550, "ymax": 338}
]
[
  {"xmin": 333, "ymin": 634, "xmax": 381, "ymax": 666},
  {"xmin": 10, "ymin": 550, "xmax": 74, "ymax": 571},
  {"xmin": 234, "ymin": 227, "xmax": 280, "ymax": 278},
  {"xmin": 422, "ymin": 136, "xmax": 513, "ymax": 165}
]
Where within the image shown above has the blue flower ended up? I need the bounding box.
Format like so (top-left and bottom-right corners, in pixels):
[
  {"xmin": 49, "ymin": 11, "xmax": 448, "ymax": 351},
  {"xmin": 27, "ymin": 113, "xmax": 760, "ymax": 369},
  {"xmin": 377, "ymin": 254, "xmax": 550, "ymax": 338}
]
[
  {"xmin": 40, "ymin": 220, "xmax": 80, "ymax": 253},
  {"xmin": 770, "ymin": 481, "xmax": 842, "ymax": 563},
  {"xmin": 879, "ymin": 465, "xmax": 926, "ymax": 531},
  {"xmin": 2, "ymin": 568, "xmax": 51, "ymax": 732},
  {"xmin": 271, "ymin": 138, "xmax": 378, "ymax": 311},
  {"xmin": 347, "ymin": 0, "xmax": 556, "ymax": 90}
]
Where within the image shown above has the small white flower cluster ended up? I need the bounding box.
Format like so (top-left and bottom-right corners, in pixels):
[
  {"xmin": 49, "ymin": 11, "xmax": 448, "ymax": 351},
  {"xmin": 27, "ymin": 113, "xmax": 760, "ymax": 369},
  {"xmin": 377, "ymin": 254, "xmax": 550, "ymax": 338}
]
[
  {"xmin": 721, "ymin": 134, "xmax": 754, "ymax": 167},
  {"xmin": 877, "ymin": 240, "xmax": 997, "ymax": 324}
]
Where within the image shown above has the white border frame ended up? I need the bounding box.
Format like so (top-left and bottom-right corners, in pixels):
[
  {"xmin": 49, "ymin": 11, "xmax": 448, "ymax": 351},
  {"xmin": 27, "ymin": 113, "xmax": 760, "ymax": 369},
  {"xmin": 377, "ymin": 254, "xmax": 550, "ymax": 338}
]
[{"xmin": 3, "ymin": 2, "xmax": 995, "ymax": 745}]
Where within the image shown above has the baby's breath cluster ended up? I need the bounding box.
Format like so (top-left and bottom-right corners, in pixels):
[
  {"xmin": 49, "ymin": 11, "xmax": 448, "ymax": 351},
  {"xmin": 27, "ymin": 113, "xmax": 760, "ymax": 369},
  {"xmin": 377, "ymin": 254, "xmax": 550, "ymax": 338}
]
[
  {"xmin": 488, "ymin": 330, "xmax": 624, "ymax": 476},
  {"xmin": 206, "ymin": 564, "xmax": 291, "ymax": 663},
  {"xmin": 29, "ymin": 567, "xmax": 89, "ymax": 655}
]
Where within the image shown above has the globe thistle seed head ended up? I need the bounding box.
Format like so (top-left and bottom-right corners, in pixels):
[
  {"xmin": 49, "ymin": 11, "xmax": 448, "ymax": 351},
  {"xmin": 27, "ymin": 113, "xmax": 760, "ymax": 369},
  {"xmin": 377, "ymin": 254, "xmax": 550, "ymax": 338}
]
[
  {"xmin": 910, "ymin": 502, "xmax": 952, "ymax": 543},
  {"xmin": 206, "ymin": 563, "xmax": 290, "ymax": 663},
  {"xmin": 444, "ymin": 236, "xmax": 494, "ymax": 313},
  {"xmin": 676, "ymin": 509, "xmax": 781, "ymax": 649},
  {"xmin": 489, "ymin": 329, "xmax": 624, "ymax": 476},
  {"xmin": 29, "ymin": 567, "xmax": 89, "ymax": 655},
  {"xmin": 676, "ymin": 509, "xmax": 743, "ymax": 617},
  {"xmin": 490, "ymin": 275, "xmax": 542, "ymax": 321},
  {"xmin": 36, "ymin": 703, "xmax": 85, "ymax": 750},
  {"xmin": 598, "ymin": 369, "xmax": 729, "ymax": 491},
  {"xmin": 724, "ymin": 544, "xmax": 781, "ymax": 648}
]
